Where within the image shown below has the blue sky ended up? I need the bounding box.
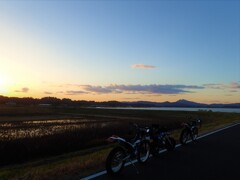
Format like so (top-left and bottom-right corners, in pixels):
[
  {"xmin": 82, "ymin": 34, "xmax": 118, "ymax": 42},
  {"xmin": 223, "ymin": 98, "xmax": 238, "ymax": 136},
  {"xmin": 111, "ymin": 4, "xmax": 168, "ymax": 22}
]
[{"xmin": 0, "ymin": 0, "xmax": 239, "ymax": 103}]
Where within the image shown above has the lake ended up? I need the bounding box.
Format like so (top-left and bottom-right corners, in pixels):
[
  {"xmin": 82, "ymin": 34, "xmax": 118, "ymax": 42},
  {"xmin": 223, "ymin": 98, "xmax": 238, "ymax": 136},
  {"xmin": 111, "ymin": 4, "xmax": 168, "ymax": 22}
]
[{"xmin": 97, "ymin": 107, "xmax": 240, "ymax": 113}]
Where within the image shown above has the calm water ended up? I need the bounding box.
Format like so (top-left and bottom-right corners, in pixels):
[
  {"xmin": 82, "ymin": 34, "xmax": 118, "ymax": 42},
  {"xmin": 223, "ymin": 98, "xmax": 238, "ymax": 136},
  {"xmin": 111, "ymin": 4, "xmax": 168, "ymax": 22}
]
[{"xmin": 99, "ymin": 107, "xmax": 240, "ymax": 113}]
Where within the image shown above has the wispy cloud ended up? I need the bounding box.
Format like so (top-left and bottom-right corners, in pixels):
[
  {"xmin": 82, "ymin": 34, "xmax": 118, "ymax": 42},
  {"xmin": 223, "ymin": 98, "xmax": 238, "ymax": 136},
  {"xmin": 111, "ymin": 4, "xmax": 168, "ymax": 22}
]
[
  {"xmin": 229, "ymin": 90, "xmax": 238, "ymax": 93},
  {"xmin": 15, "ymin": 87, "xmax": 29, "ymax": 93},
  {"xmin": 80, "ymin": 85, "xmax": 113, "ymax": 93},
  {"xmin": 131, "ymin": 64, "xmax": 157, "ymax": 69},
  {"xmin": 65, "ymin": 90, "xmax": 87, "ymax": 95},
  {"xmin": 44, "ymin": 91, "xmax": 53, "ymax": 95},
  {"xmin": 204, "ymin": 82, "xmax": 240, "ymax": 90},
  {"xmin": 225, "ymin": 82, "xmax": 240, "ymax": 89},
  {"xmin": 80, "ymin": 84, "xmax": 204, "ymax": 94},
  {"xmin": 57, "ymin": 91, "xmax": 64, "ymax": 94},
  {"xmin": 44, "ymin": 82, "xmax": 239, "ymax": 97},
  {"xmin": 203, "ymin": 83, "xmax": 223, "ymax": 89}
]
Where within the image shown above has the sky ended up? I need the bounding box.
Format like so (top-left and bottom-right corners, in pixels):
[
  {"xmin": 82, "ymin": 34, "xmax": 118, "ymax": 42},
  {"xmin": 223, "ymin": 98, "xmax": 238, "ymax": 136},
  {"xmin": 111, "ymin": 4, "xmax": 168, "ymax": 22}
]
[{"xmin": 0, "ymin": 0, "xmax": 239, "ymax": 104}]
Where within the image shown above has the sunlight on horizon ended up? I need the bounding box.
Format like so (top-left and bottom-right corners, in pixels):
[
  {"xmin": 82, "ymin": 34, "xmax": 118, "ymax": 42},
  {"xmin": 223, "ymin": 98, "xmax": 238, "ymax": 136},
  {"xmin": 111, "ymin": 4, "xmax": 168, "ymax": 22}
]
[{"xmin": 0, "ymin": 73, "xmax": 12, "ymax": 93}]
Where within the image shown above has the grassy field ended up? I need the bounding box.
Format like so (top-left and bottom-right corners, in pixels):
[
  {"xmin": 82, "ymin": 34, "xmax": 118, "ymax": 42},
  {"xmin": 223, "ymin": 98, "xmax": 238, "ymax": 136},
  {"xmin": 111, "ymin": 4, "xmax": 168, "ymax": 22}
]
[{"xmin": 0, "ymin": 106, "xmax": 239, "ymax": 179}]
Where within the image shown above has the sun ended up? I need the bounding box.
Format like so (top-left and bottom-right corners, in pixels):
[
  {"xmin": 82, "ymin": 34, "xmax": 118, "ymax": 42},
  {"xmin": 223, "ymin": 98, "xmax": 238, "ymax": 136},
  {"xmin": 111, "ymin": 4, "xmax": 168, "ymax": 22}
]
[
  {"xmin": 0, "ymin": 78, "xmax": 6, "ymax": 86},
  {"xmin": 0, "ymin": 80, "xmax": 6, "ymax": 94},
  {"xmin": 0, "ymin": 75, "xmax": 11, "ymax": 94}
]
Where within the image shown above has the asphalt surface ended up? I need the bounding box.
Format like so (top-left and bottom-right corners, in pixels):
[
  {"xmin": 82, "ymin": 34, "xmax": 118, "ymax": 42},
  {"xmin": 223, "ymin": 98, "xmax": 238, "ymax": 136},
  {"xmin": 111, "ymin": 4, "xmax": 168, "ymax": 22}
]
[{"xmin": 93, "ymin": 124, "xmax": 240, "ymax": 180}]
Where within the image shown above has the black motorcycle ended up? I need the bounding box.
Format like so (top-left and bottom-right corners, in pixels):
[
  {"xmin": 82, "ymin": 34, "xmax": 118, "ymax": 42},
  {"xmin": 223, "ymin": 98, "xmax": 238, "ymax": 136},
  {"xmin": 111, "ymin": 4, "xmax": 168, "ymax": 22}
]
[
  {"xmin": 179, "ymin": 118, "xmax": 202, "ymax": 145},
  {"xmin": 149, "ymin": 124, "xmax": 176, "ymax": 157},
  {"xmin": 105, "ymin": 123, "xmax": 150, "ymax": 175}
]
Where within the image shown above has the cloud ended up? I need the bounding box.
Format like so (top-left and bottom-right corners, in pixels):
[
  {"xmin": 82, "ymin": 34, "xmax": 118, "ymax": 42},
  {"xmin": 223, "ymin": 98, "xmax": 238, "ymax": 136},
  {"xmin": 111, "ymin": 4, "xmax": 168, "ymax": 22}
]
[
  {"xmin": 131, "ymin": 64, "xmax": 157, "ymax": 69},
  {"xmin": 204, "ymin": 82, "xmax": 240, "ymax": 90},
  {"xmin": 229, "ymin": 90, "xmax": 238, "ymax": 93},
  {"xmin": 65, "ymin": 90, "xmax": 87, "ymax": 95},
  {"xmin": 203, "ymin": 83, "xmax": 223, "ymax": 89},
  {"xmin": 80, "ymin": 84, "xmax": 204, "ymax": 95},
  {"xmin": 225, "ymin": 82, "xmax": 240, "ymax": 89},
  {"xmin": 80, "ymin": 85, "xmax": 113, "ymax": 93},
  {"xmin": 57, "ymin": 91, "xmax": 64, "ymax": 94},
  {"xmin": 111, "ymin": 84, "xmax": 203, "ymax": 94},
  {"xmin": 15, "ymin": 87, "xmax": 29, "ymax": 93},
  {"xmin": 44, "ymin": 91, "xmax": 53, "ymax": 95},
  {"xmin": 55, "ymin": 82, "xmax": 239, "ymax": 97}
]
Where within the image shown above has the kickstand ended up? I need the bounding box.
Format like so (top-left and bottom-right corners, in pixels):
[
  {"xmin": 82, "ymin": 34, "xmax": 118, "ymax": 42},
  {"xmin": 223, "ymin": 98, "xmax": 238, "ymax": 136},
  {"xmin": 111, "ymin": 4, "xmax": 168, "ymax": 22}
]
[{"xmin": 128, "ymin": 159, "xmax": 139, "ymax": 174}]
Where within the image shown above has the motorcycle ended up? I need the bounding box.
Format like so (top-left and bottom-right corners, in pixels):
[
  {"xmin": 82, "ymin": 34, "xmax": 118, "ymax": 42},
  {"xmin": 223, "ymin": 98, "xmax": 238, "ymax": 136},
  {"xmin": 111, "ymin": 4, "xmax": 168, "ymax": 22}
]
[
  {"xmin": 149, "ymin": 124, "xmax": 176, "ymax": 157},
  {"xmin": 105, "ymin": 123, "xmax": 150, "ymax": 175},
  {"xmin": 179, "ymin": 117, "xmax": 202, "ymax": 145}
]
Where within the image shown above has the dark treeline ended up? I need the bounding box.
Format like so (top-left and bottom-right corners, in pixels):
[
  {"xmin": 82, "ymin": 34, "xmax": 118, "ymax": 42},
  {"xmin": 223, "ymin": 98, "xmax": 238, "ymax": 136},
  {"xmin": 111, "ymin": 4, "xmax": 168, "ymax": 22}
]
[
  {"xmin": 0, "ymin": 95, "xmax": 125, "ymax": 107},
  {"xmin": 0, "ymin": 95, "xmax": 240, "ymax": 108},
  {"xmin": 0, "ymin": 95, "xmax": 160, "ymax": 107}
]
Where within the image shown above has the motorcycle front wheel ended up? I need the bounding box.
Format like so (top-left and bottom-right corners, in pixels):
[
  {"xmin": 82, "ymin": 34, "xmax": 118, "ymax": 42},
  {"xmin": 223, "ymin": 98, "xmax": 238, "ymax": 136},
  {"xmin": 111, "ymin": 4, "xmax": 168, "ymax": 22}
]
[
  {"xmin": 137, "ymin": 140, "xmax": 150, "ymax": 163},
  {"xmin": 166, "ymin": 137, "xmax": 176, "ymax": 151},
  {"xmin": 191, "ymin": 127, "xmax": 198, "ymax": 141},
  {"xmin": 180, "ymin": 129, "xmax": 190, "ymax": 145},
  {"xmin": 106, "ymin": 146, "xmax": 126, "ymax": 176}
]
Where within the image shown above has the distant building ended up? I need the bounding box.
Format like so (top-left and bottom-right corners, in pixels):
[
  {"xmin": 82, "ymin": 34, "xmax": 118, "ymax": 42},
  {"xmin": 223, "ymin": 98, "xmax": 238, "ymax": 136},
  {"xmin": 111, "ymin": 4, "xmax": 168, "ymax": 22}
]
[
  {"xmin": 6, "ymin": 102, "xmax": 17, "ymax": 106},
  {"xmin": 38, "ymin": 104, "xmax": 52, "ymax": 107}
]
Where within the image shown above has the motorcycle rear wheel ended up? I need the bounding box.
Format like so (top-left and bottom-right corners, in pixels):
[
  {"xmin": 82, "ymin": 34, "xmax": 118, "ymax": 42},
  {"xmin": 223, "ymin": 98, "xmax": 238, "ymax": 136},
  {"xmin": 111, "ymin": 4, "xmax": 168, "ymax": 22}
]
[{"xmin": 106, "ymin": 146, "xmax": 126, "ymax": 176}]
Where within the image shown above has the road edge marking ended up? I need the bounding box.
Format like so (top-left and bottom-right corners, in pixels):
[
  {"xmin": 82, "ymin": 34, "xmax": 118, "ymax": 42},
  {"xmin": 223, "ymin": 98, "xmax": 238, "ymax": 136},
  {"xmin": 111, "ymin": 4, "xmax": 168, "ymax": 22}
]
[{"xmin": 80, "ymin": 122, "xmax": 240, "ymax": 180}]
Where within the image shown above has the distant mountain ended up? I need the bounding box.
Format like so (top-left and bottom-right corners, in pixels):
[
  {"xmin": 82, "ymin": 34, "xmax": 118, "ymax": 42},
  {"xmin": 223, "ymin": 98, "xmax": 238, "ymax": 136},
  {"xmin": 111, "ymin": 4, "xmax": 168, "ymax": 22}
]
[
  {"xmin": 123, "ymin": 99, "xmax": 240, "ymax": 108},
  {"xmin": 209, "ymin": 103, "xmax": 240, "ymax": 108},
  {"xmin": 170, "ymin": 99, "xmax": 207, "ymax": 107},
  {"xmin": 124, "ymin": 101, "xmax": 171, "ymax": 107},
  {"xmin": 123, "ymin": 99, "xmax": 207, "ymax": 108}
]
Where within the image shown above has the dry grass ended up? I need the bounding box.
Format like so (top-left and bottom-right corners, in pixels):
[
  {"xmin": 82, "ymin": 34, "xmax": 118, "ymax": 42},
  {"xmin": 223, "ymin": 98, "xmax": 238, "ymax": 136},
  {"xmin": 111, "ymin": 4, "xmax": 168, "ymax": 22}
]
[{"xmin": 0, "ymin": 146, "xmax": 112, "ymax": 180}]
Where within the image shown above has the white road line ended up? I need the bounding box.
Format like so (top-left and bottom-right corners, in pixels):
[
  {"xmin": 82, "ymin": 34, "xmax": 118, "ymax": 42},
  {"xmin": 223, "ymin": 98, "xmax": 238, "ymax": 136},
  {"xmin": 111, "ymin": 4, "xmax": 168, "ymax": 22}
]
[
  {"xmin": 81, "ymin": 171, "xmax": 107, "ymax": 180},
  {"xmin": 197, "ymin": 123, "xmax": 239, "ymax": 139},
  {"xmin": 80, "ymin": 122, "xmax": 240, "ymax": 180}
]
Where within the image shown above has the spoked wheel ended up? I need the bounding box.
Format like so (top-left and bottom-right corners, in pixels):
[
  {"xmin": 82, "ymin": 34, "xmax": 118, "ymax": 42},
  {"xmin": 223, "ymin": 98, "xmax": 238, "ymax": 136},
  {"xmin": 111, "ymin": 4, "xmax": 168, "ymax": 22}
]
[
  {"xmin": 166, "ymin": 137, "xmax": 176, "ymax": 151},
  {"xmin": 137, "ymin": 140, "xmax": 150, "ymax": 163},
  {"xmin": 191, "ymin": 127, "xmax": 198, "ymax": 141},
  {"xmin": 180, "ymin": 129, "xmax": 190, "ymax": 145},
  {"xmin": 106, "ymin": 147, "xmax": 126, "ymax": 176}
]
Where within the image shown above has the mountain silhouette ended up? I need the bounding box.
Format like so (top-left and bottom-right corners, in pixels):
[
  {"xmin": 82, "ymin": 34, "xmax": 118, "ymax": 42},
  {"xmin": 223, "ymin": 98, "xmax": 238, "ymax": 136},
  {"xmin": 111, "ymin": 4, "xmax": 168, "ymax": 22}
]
[{"xmin": 0, "ymin": 96, "xmax": 239, "ymax": 108}]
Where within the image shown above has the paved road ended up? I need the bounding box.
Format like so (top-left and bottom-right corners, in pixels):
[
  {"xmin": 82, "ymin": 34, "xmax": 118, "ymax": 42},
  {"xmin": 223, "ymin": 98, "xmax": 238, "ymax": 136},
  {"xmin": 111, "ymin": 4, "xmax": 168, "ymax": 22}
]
[{"xmin": 93, "ymin": 124, "xmax": 240, "ymax": 180}]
